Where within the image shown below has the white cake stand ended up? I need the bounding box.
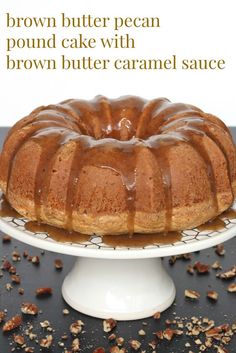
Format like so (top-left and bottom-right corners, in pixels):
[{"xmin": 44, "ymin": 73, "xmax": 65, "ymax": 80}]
[{"xmin": 0, "ymin": 207, "xmax": 236, "ymax": 321}]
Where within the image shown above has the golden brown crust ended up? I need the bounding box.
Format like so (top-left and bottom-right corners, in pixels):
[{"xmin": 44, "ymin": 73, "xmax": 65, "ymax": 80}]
[{"xmin": 0, "ymin": 178, "xmax": 235, "ymax": 235}]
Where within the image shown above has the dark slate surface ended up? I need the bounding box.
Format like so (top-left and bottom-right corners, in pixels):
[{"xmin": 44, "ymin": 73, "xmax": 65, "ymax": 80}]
[{"xmin": 0, "ymin": 127, "xmax": 236, "ymax": 353}]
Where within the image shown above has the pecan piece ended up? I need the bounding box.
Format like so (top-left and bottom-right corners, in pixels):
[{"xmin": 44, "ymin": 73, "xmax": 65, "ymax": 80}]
[
  {"xmin": 2, "ymin": 235, "xmax": 11, "ymax": 243},
  {"xmin": 31, "ymin": 256, "xmax": 40, "ymax": 265},
  {"xmin": 25, "ymin": 348, "xmax": 35, "ymax": 353},
  {"xmin": 148, "ymin": 340, "xmax": 156, "ymax": 350},
  {"xmin": 138, "ymin": 329, "xmax": 146, "ymax": 336},
  {"xmin": 2, "ymin": 260, "xmax": 12, "ymax": 271},
  {"xmin": 215, "ymin": 346, "xmax": 228, "ymax": 353},
  {"xmin": 194, "ymin": 261, "xmax": 210, "ymax": 274},
  {"xmin": 212, "ymin": 261, "xmax": 222, "ymax": 270},
  {"xmin": 217, "ymin": 266, "xmax": 236, "ymax": 280},
  {"xmin": 14, "ymin": 334, "xmax": 25, "ymax": 345},
  {"xmin": 129, "ymin": 340, "xmax": 141, "ymax": 350},
  {"xmin": 23, "ymin": 250, "xmax": 29, "ymax": 258},
  {"xmin": 227, "ymin": 283, "xmax": 236, "ymax": 292},
  {"xmin": 93, "ymin": 348, "xmax": 106, "ymax": 353},
  {"xmin": 62, "ymin": 308, "xmax": 70, "ymax": 315},
  {"xmin": 54, "ymin": 258, "xmax": 63, "ymax": 270},
  {"xmin": 11, "ymin": 274, "xmax": 21, "ymax": 284},
  {"xmin": 40, "ymin": 320, "xmax": 51, "ymax": 328},
  {"xmin": 18, "ymin": 287, "xmax": 24, "ymax": 295},
  {"xmin": 12, "ymin": 251, "xmax": 21, "ymax": 262},
  {"xmin": 35, "ymin": 287, "xmax": 52, "ymax": 297},
  {"xmin": 70, "ymin": 320, "xmax": 84, "ymax": 335},
  {"xmin": 153, "ymin": 311, "xmax": 161, "ymax": 320},
  {"xmin": 207, "ymin": 290, "xmax": 218, "ymax": 301},
  {"xmin": 116, "ymin": 337, "xmax": 124, "ymax": 346},
  {"xmin": 0, "ymin": 311, "xmax": 6, "ymax": 323},
  {"xmin": 187, "ymin": 265, "xmax": 194, "ymax": 275},
  {"xmin": 71, "ymin": 338, "xmax": 80, "ymax": 352},
  {"xmin": 215, "ymin": 244, "xmax": 225, "ymax": 256},
  {"xmin": 39, "ymin": 335, "xmax": 53, "ymax": 348},
  {"xmin": 103, "ymin": 318, "xmax": 117, "ymax": 333},
  {"xmin": 205, "ymin": 325, "xmax": 229, "ymax": 338},
  {"xmin": 9, "ymin": 265, "xmax": 17, "ymax": 274},
  {"xmin": 155, "ymin": 330, "xmax": 163, "ymax": 339},
  {"xmin": 185, "ymin": 289, "xmax": 200, "ymax": 299},
  {"xmin": 21, "ymin": 303, "xmax": 39, "ymax": 315},
  {"xmin": 110, "ymin": 347, "xmax": 126, "ymax": 353},
  {"xmin": 108, "ymin": 333, "xmax": 116, "ymax": 341},
  {"xmin": 163, "ymin": 328, "xmax": 175, "ymax": 341},
  {"xmin": 2, "ymin": 315, "xmax": 22, "ymax": 332}
]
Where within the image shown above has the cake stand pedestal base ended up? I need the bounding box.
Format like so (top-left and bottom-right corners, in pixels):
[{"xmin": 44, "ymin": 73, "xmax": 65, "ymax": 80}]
[{"xmin": 62, "ymin": 257, "xmax": 176, "ymax": 320}]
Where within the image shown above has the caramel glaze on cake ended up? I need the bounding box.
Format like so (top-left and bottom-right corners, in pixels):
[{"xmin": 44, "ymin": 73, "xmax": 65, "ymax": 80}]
[{"xmin": 0, "ymin": 96, "xmax": 236, "ymax": 236}]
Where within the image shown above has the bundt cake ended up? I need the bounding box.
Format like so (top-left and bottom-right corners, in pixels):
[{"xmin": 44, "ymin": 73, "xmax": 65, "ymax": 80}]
[{"xmin": 0, "ymin": 96, "xmax": 235, "ymax": 235}]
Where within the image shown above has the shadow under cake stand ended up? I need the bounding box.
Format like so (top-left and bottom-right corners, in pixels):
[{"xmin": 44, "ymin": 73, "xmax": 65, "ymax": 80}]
[{"xmin": 0, "ymin": 210, "xmax": 236, "ymax": 321}]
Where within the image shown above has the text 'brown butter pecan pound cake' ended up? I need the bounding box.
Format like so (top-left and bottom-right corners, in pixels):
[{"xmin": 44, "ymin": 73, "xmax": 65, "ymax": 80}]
[{"xmin": 0, "ymin": 96, "xmax": 235, "ymax": 236}]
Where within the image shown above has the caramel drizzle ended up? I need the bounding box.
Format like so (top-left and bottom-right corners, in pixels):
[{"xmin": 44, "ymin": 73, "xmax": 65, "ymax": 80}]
[
  {"xmin": 120, "ymin": 143, "xmax": 137, "ymax": 236},
  {"xmin": 169, "ymin": 128, "xmax": 219, "ymax": 214},
  {"xmin": 65, "ymin": 137, "xmax": 85, "ymax": 231},
  {"xmin": 192, "ymin": 119, "xmax": 233, "ymax": 188},
  {"xmin": 64, "ymin": 137, "xmax": 138, "ymax": 235},
  {"xmin": 153, "ymin": 145, "xmax": 173, "ymax": 232},
  {"xmin": 5, "ymin": 120, "xmax": 72, "ymax": 199},
  {"xmin": 162, "ymin": 116, "xmax": 235, "ymax": 197},
  {"xmin": 3, "ymin": 106, "xmax": 82, "ymax": 197},
  {"xmin": 0, "ymin": 194, "xmax": 20, "ymax": 218},
  {"xmin": 135, "ymin": 99, "xmax": 164, "ymax": 138},
  {"xmin": 145, "ymin": 103, "xmax": 202, "ymax": 137},
  {"xmin": 147, "ymin": 135, "xmax": 185, "ymax": 231},
  {"xmin": 98, "ymin": 96, "xmax": 113, "ymax": 137},
  {"xmin": 25, "ymin": 221, "xmax": 90, "ymax": 243},
  {"xmin": 32, "ymin": 128, "xmax": 79, "ymax": 222}
]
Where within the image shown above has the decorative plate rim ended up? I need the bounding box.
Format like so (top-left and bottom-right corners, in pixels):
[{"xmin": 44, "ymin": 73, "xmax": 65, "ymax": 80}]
[{"xmin": 0, "ymin": 211, "xmax": 236, "ymax": 259}]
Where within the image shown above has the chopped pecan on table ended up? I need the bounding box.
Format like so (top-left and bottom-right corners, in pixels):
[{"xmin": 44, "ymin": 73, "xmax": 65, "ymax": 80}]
[
  {"xmin": 35, "ymin": 287, "xmax": 53, "ymax": 297},
  {"xmin": 18, "ymin": 287, "xmax": 24, "ymax": 295},
  {"xmin": 0, "ymin": 311, "xmax": 6, "ymax": 323},
  {"xmin": 116, "ymin": 336, "xmax": 124, "ymax": 346},
  {"xmin": 54, "ymin": 258, "xmax": 63, "ymax": 270},
  {"xmin": 129, "ymin": 339, "xmax": 141, "ymax": 350},
  {"xmin": 24, "ymin": 347, "xmax": 35, "ymax": 353},
  {"xmin": 71, "ymin": 338, "xmax": 80, "ymax": 352},
  {"xmin": 207, "ymin": 290, "xmax": 219, "ymax": 301},
  {"xmin": 31, "ymin": 255, "xmax": 40, "ymax": 265},
  {"xmin": 108, "ymin": 333, "xmax": 116, "ymax": 341},
  {"xmin": 62, "ymin": 308, "xmax": 70, "ymax": 315},
  {"xmin": 217, "ymin": 266, "xmax": 236, "ymax": 280},
  {"xmin": 110, "ymin": 346, "xmax": 126, "ymax": 353},
  {"xmin": 70, "ymin": 320, "xmax": 84, "ymax": 335},
  {"xmin": 2, "ymin": 235, "xmax": 11, "ymax": 243},
  {"xmin": 13, "ymin": 334, "xmax": 25, "ymax": 345},
  {"xmin": 2, "ymin": 315, "xmax": 22, "ymax": 332},
  {"xmin": 39, "ymin": 334, "xmax": 53, "ymax": 348},
  {"xmin": 194, "ymin": 261, "xmax": 210, "ymax": 274},
  {"xmin": 103, "ymin": 318, "xmax": 117, "ymax": 333},
  {"xmin": 93, "ymin": 348, "xmax": 106, "ymax": 353},
  {"xmin": 212, "ymin": 261, "xmax": 222, "ymax": 270},
  {"xmin": 12, "ymin": 250, "xmax": 21, "ymax": 262},
  {"xmin": 21, "ymin": 303, "xmax": 39, "ymax": 315},
  {"xmin": 153, "ymin": 311, "xmax": 161, "ymax": 320},
  {"xmin": 185, "ymin": 289, "xmax": 200, "ymax": 299},
  {"xmin": 227, "ymin": 283, "xmax": 236, "ymax": 292},
  {"xmin": 11, "ymin": 274, "xmax": 21, "ymax": 284},
  {"xmin": 215, "ymin": 244, "xmax": 226, "ymax": 256}
]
